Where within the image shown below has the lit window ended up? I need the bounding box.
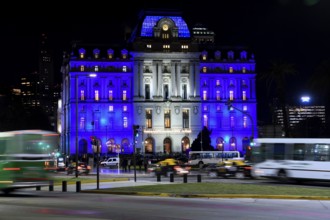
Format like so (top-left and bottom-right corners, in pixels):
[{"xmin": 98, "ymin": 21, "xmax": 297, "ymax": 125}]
[
  {"xmin": 229, "ymin": 91, "xmax": 234, "ymax": 101},
  {"xmin": 202, "ymin": 55, "xmax": 207, "ymax": 60},
  {"xmin": 182, "ymin": 109, "xmax": 189, "ymax": 129},
  {"xmin": 123, "ymin": 106, "xmax": 127, "ymax": 112},
  {"xmin": 242, "ymin": 91, "xmax": 246, "ymax": 101},
  {"xmin": 80, "ymin": 90, "xmax": 85, "ymax": 101},
  {"xmin": 164, "ymin": 109, "xmax": 171, "ymax": 128},
  {"xmin": 163, "ymin": 45, "xmax": 170, "ymax": 49},
  {"xmin": 216, "ymin": 80, "xmax": 220, "ymax": 86},
  {"xmin": 79, "ymin": 117, "xmax": 85, "ymax": 129},
  {"xmin": 95, "ymin": 90, "xmax": 99, "ymax": 101},
  {"xmin": 109, "ymin": 105, "xmax": 114, "ymax": 112},
  {"xmin": 95, "ymin": 66, "xmax": 99, "ymax": 72},
  {"xmin": 109, "ymin": 90, "xmax": 113, "ymax": 101},
  {"xmin": 203, "ymin": 90, "xmax": 207, "ymax": 100},
  {"xmin": 181, "ymin": 45, "xmax": 189, "ymax": 49},
  {"xmin": 93, "ymin": 49, "xmax": 100, "ymax": 59},
  {"xmin": 202, "ymin": 67, "xmax": 207, "ymax": 73},
  {"xmin": 162, "ymin": 33, "xmax": 169, "ymax": 39},
  {"xmin": 243, "ymin": 116, "xmax": 247, "ymax": 128},
  {"xmin": 243, "ymin": 105, "xmax": 247, "ymax": 111},
  {"xmin": 229, "ymin": 67, "xmax": 233, "ymax": 73},
  {"xmin": 123, "ymin": 66, "xmax": 127, "ymax": 72},
  {"xmin": 216, "ymin": 90, "xmax": 220, "ymax": 101},
  {"xmin": 203, "ymin": 114, "xmax": 208, "ymax": 127},
  {"xmin": 80, "ymin": 65, "xmax": 84, "ymax": 71},
  {"xmin": 242, "ymin": 67, "xmax": 246, "ymax": 73},
  {"xmin": 146, "ymin": 44, "xmax": 152, "ymax": 48},
  {"xmin": 146, "ymin": 110, "xmax": 152, "ymax": 128},
  {"xmin": 122, "ymin": 54, "xmax": 127, "ymax": 59},
  {"xmin": 123, "ymin": 90, "xmax": 127, "ymax": 101},
  {"xmin": 107, "ymin": 49, "xmax": 113, "ymax": 59},
  {"xmin": 230, "ymin": 116, "xmax": 235, "ymax": 128},
  {"xmin": 79, "ymin": 48, "xmax": 85, "ymax": 58},
  {"xmin": 123, "ymin": 117, "xmax": 128, "ymax": 128},
  {"xmin": 203, "ymin": 105, "xmax": 208, "ymax": 111},
  {"xmin": 216, "ymin": 105, "xmax": 221, "ymax": 112}
]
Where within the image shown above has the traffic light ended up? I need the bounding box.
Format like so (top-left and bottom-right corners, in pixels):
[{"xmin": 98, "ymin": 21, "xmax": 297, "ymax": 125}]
[
  {"xmin": 249, "ymin": 136, "xmax": 255, "ymax": 146},
  {"xmin": 133, "ymin": 125, "xmax": 140, "ymax": 138}
]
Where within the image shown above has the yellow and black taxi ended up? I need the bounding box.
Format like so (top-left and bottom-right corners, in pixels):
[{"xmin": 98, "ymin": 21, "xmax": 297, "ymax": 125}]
[
  {"xmin": 206, "ymin": 159, "xmax": 253, "ymax": 179},
  {"xmin": 147, "ymin": 158, "xmax": 191, "ymax": 177}
]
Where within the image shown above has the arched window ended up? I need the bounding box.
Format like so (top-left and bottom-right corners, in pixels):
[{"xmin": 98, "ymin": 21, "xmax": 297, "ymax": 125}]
[{"xmin": 163, "ymin": 138, "xmax": 172, "ymax": 154}]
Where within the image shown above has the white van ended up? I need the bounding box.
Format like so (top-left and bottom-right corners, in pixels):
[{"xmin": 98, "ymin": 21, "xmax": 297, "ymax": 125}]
[{"xmin": 100, "ymin": 157, "xmax": 119, "ymax": 167}]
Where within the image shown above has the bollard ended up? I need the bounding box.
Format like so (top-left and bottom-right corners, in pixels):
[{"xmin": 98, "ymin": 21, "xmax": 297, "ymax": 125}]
[
  {"xmin": 157, "ymin": 173, "xmax": 161, "ymax": 182},
  {"xmin": 36, "ymin": 186, "xmax": 41, "ymax": 191},
  {"xmin": 76, "ymin": 181, "xmax": 81, "ymax": 192},
  {"xmin": 170, "ymin": 173, "xmax": 174, "ymax": 182},
  {"xmin": 49, "ymin": 180, "xmax": 54, "ymax": 191},
  {"xmin": 62, "ymin": 181, "xmax": 67, "ymax": 192},
  {"xmin": 197, "ymin": 174, "xmax": 202, "ymax": 182},
  {"xmin": 183, "ymin": 173, "xmax": 187, "ymax": 183}
]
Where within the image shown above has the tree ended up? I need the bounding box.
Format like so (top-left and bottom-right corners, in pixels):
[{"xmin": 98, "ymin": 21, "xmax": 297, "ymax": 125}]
[
  {"xmin": 190, "ymin": 126, "xmax": 214, "ymax": 151},
  {"xmin": 259, "ymin": 59, "xmax": 297, "ymax": 137}
]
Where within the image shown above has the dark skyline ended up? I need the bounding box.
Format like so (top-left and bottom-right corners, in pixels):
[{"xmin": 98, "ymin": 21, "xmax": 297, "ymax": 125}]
[{"xmin": 1, "ymin": 0, "xmax": 330, "ymax": 122}]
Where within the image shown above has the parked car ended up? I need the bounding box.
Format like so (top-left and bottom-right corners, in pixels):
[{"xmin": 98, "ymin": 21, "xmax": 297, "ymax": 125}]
[
  {"xmin": 206, "ymin": 160, "xmax": 253, "ymax": 179},
  {"xmin": 148, "ymin": 158, "xmax": 191, "ymax": 177},
  {"xmin": 66, "ymin": 162, "xmax": 91, "ymax": 175},
  {"xmin": 100, "ymin": 157, "xmax": 119, "ymax": 167}
]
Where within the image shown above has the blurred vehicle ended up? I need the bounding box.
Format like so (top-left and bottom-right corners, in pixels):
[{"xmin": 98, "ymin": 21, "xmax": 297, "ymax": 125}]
[
  {"xmin": 148, "ymin": 158, "xmax": 191, "ymax": 177},
  {"xmin": 0, "ymin": 130, "xmax": 59, "ymax": 194},
  {"xmin": 206, "ymin": 160, "xmax": 253, "ymax": 179},
  {"xmin": 100, "ymin": 157, "xmax": 119, "ymax": 167},
  {"xmin": 188, "ymin": 151, "xmax": 243, "ymax": 168},
  {"xmin": 66, "ymin": 162, "xmax": 91, "ymax": 175},
  {"xmin": 56, "ymin": 157, "xmax": 66, "ymax": 171}
]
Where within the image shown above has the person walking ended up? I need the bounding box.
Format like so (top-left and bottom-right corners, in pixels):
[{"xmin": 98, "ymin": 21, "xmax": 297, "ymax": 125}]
[
  {"xmin": 121, "ymin": 157, "xmax": 128, "ymax": 172},
  {"xmin": 127, "ymin": 158, "xmax": 131, "ymax": 172}
]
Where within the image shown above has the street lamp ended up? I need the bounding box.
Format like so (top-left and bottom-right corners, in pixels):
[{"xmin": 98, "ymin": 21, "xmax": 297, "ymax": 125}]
[
  {"xmin": 74, "ymin": 73, "xmax": 97, "ymax": 178},
  {"xmin": 225, "ymin": 100, "xmax": 254, "ymax": 151}
]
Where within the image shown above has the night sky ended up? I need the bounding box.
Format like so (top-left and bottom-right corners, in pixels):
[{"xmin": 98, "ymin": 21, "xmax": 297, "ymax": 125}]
[{"xmin": 1, "ymin": 0, "xmax": 330, "ymax": 123}]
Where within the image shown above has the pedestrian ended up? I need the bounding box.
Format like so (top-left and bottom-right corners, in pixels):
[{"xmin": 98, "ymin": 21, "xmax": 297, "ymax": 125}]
[
  {"xmin": 127, "ymin": 158, "xmax": 131, "ymax": 172},
  {"xmin": 121, "ymin": 157, "xmax": 128, "ymax": 172}
]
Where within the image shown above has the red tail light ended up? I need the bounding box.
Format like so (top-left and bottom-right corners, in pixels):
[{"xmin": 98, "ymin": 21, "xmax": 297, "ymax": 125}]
[{"xmin": 3, "ymin": 167, "xmax": 21, "ymax": 171}]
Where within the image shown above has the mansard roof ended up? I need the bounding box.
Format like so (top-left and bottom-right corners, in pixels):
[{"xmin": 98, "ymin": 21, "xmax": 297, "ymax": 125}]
[{"xmin": 140, "ymin": 15, "xmax": 190, "ymax": 38}]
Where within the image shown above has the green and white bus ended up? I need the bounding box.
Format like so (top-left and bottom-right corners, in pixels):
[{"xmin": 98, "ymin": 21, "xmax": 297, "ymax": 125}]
[{"xmin": 0, "ymin": 130, "xmax": 59, "ymax": 194}]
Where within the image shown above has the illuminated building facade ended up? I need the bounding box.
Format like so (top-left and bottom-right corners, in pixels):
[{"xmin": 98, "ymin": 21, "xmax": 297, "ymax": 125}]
[{"xmin": 60, "ymin": 9, "xmax": 257, "ymax": 158}]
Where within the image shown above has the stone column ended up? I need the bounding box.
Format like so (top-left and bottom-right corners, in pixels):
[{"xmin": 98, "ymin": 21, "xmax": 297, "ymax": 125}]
[
  {"xmin": 171, "ymin": 62, "xmax": 176, "ymax": 95},
  {"xmin": 133, "ymin": 61, "xmax": 139, "ymax": 97},
  {"xmin": 152, "ymin": 61, "xmax": 157, "ymax": 97},
  {"xmin": 157, "ymin": 62, "xmax": 162, "ymax": 96},
  {"xmin": 176, "ymin": 62, "xmax": 181, "ymax": 97},
  {"xmin": 194, "ymin": 62, "xmax": 200, "ymax": 98},
  {"xmin": 189, "ymin": 62, "xmax": 194, "ymax": 97},
  {"xmin": 139, "ymin": 61, "xmax": 144, "ymax": 98}
]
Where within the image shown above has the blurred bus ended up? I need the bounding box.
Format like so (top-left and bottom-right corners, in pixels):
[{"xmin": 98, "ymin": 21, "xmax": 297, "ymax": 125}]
[
  {"xmin": 0, "ymin": 130, "xmax": 59, "ymax": 194},
  {"xmin": 252, "ymin": 138, "xmax": 330, "ymax": 183},
  {"xmin": 188, "ymin": 151, "xmax": 242, "ymax": 167}
]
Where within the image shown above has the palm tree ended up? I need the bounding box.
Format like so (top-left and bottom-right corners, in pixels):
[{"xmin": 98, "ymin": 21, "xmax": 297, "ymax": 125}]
[{"xmin": 259, "ymin": 60, "xmax": 297, "ymax": 137}]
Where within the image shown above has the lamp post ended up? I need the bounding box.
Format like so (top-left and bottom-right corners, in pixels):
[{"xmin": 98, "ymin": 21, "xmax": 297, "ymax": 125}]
[
  {"xmin": 75, "ymin": 75, "xmax": 79, "ymax": 178},
  {"xmin": 225, "ymin": 100, "xmax": 254, "ymax": 151}
]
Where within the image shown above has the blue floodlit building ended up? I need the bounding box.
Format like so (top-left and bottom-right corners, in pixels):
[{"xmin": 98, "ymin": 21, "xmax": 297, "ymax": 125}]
[{"xmin": 60, "ymin": 9, "xmax": 257, "ymax": 160}]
